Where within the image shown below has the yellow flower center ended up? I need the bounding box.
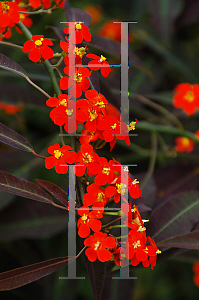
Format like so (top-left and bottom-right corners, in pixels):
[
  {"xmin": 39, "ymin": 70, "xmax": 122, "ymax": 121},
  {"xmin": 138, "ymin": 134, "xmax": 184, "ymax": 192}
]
[
  {"xmin": 116, "ymin": 183, "xmax": 127, "ymax": 195},
  {"xmin": 184, "ymin": 90, "xmax": 194, "ymax": 102},
  {"xmin": 65, "ymin": 108, "xmax": 73, "ymax": 116},
  {"xmin": 133, "ymin": 240, "xmax": 141, "ymax": 249},
  {"xmin": 74, "ymin": 72, "xmax": 82, "ymax": 83},
  {"xmin": 89, "ymin": 109, "xmax": 98, "ymax": 121},
  {"xmin": 97, "ymin": 192, "xmax": 105, "ymax": 202},
  {"xmin": 95, "ymin": 101, "xmax": 106, "ymax": 109},
  {"xmin": 99, "ymin": 55, "xmax": 106, "ymax": 63},
  {"xmin": 59, "ymin": 98, "xmax": 68, "ymax": 106},
  {"xmin": 19, "ymin": 13, "xmax": 26, "ymax": 21},
  {"xmin": 74, "ymin": 47, "xmax": 86, "ymax": 58},
  {"xmin": 75, "ymin": 22, "xmax": 82, "ymax": 30},
  {"xmin": 102, "ymin": 166, "xmax": 110, "ymax": 175},
  {"xmin": 82, "ymin": 152, "xmax": 92, "ymax": 164},
  {"xmin": 35, "ymin": 39, "xmax": 43, "ymax": 47},
  {"xmin": 111, "ymin": 123, "xmax": 117, "ymax": 130},
  {"xmin": 128, "ymin": 121, "xmax": 137, "ymax": 131},
  {"xmin": 94, "ymin": 241, "xmax": 101, "ymax": 250},
  {"xmin": 2, "ymin": 2, "xmax": 10, "ymax": 13},
  {"xmin": 54, "ymin": 150, "xmax": 62, "ymax": 159},
  {"xmin": 81, "ymin": 215, "xmax": 88, "ymax": 222},
  {"xmin": 132, "ymin": 178, "xmax": 139, "ymax": 185},
  {"xmin": 181, "ymin": 137, "xmax": 190, "ymax": 147}
]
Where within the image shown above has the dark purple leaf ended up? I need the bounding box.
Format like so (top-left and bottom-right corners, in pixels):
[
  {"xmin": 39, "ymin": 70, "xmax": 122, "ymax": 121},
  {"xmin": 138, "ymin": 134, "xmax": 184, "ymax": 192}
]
[
  {"xmin": 177, "ymin": 0, "xmax": 199, "ymax": 27},
  {"xmin": 64, "ymin": 0, "xmax": 91, "ymax": 27},
  {"xmin": 36, "ymin": 179, "xmax": 69, "ymax": 208},
  {"xmin": 0, "ymin": 122, "xmax": 34, "ymax": 153},
  {"xmin": 0, "ymin": 256, "xmax": 75, "ymax": 291},
  {"xmin": 0, "ymin": 201, "xmax": 68, "ymax": 240},
  {"xmin": 0, "ymin": 53, "xmax": 28, "ymax": 79},
  {"xmin": 156, "ymin": 230, "xmax": 199, "ymax": 250},
  {"xmin": 88, "ymin": 36, "xmax": 151, "ymax": 75},
  {"xmin": 149, "ymin": 0, "xmax": 183, "ymax": 40},
  {"xmin": 50, "ymin": 26, "xmax": 66, "ymax": 41},
  {"xmin": 0, "ymin": 170, "xmax": 53, "ymax": 204},
  {"xmin": 153, "ymin": 163, "xmax": 199, "ymax": 209},
  {"xmin": 147, "ymin": 190, "xmax": 199, "ymax": 242}
]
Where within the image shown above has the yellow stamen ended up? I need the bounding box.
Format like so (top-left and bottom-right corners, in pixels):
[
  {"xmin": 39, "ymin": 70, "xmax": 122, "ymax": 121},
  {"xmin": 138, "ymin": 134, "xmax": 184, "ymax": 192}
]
[
  {"xmin": 2, "ymin": 2, "xmax": 10, "ymax": 13},
  {"xmin": 116, "ymin": 183, "xmax": 127, "ymax": 195},
  {"xmin": 82, "ymin": 215, "xmax": 87, "ymax": 222},
  {"xmin": 99, "ymin": 55, "xmax": 106, "ymax": 62},
  {"xmin": 94, "ymin": 241, "xmax": 101, "ymax": 250},
  {"xmin": 181, "ymin": 137, "xmax": 190, "ymax": 147},
  {"xmin": 184, "ymin": 90, "xmax": 194, "ymax": 102},
  {"xmin": 97, "ymin": 192, "xmax": 105, "ymax": 202},
  {"xmin": 59, "ymin": 98, "xmax": 68, "ymax": 106},
  {"xmin": 102, "ymin": 166, "xmax": 110, "ymax": 175},
  {"xmin": 35, "ymin": 39, "xmax": 43, "ymax": 47},
  {"xmin": 75, "ymin": 22, "xmax": 82, "ymax": 30},
  {"xmin": 74, "ymin": 73, "xmax": 82, "ymax": 83},
  {"xmin": 82, "ymin": 153, "xmax": 92, "ymax": 164},
  {"xmin": 54, "ymin": 150, "xmax": 62, "ymax": 159}
]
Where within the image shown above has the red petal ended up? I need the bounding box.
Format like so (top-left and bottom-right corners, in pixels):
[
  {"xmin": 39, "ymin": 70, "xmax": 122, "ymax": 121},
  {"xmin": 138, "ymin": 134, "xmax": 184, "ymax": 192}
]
[
  {"xmin": 97, "ymin": 248, "xmax": 111, "ymax": 262},
  {"xmin": 22, "ymin": 40, "xmax": 34, "ymax": 52},
  {"xmin": 85, "ymin": 248, "xmax": 97, "ymax": 262},
  {"xmin": 55, "ymin": 160, "xmax": 68, "ymax": 174},
  {"xmin": 40, "ymin": 46, "xmax": 54, "ymax": 59},
  {"xmin": 78, "ymin": 223, "xmax": 90, "ymax": 238},
  {"xmin": 89, "ymin": 219, "xmax": 101, "ymax": 232},
  {"xmin": 45, "ymin": 156, "xmax": 57, "ymax": 169},
  {"xmin": 102, "ymin": 237, "xmax": 115, "ymax": 249},
  {"xmin": 28, "ymin": 49, "xmax": 41, "ymax": 62}
]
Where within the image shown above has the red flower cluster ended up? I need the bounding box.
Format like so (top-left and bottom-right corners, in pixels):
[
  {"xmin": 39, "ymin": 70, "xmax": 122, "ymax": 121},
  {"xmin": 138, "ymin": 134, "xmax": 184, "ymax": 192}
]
[
  {"xmin": 0, "ymin": 101, "xmax": 23, "ymax": 115},
  {"xmin": 40, "ymin": 20, "xmax": 157, "ymax": 269},
  {"xmin": 173, "ymin": 83, "xmax": 199, "ymax": 115}
]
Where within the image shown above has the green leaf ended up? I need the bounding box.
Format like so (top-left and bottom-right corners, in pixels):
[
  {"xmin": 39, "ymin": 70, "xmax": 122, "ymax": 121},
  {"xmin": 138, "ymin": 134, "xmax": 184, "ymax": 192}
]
[{"xmin": 0, "ymin": 122, "xmax": 34, "ymax": 153}]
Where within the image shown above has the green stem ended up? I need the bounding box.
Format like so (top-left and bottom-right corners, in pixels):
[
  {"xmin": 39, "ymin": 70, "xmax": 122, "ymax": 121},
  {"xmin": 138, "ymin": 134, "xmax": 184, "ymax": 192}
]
[
  {"xmin": 16, "ymin": 21, "xmax": 61, "ymax": 96},
  {"xmin": 103, "ymin": 212, "xmax": 120, "ymax": 216},
  {"xmin": 60, "ymin": 126, "xmax": 65, "ymax": 146},
  {"xmin": 101, "ymin": 217, "xmax": 122, "ymax": 228},
  {"xmin": 0, "ymin": 40, "xmax": 22, "ymax": 49},
  {"xmin": 137, "ymin": 122, "xmax": 199, "ymax": 143},
  {"xmin": 107, "ymin": 224, "xmax": 127, "ymax": 230}
]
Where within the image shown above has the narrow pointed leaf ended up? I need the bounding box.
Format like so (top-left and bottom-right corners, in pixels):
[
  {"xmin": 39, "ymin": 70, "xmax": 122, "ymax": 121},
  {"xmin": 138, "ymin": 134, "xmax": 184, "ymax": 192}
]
[
  {"xmin": 0, "ymin": 53, "xmax": 28, "ymax": 79},
  {"xmin": 36, "ymin": 179, "xmax": 69, "ymax": 208},
  {"xmin": 0, "ymin": 256, "xmax": 75, "ymax": 291},
  {"xmin": 147, "ymin": 191, "xmax": 199, "ymax": 242},
  {"xmin": 156, "ymin": 230, "xmax": 199, "ymax": 250},
  {"xmin": 0, "ymin": 170, "xmax": 53, "ymax": 204},
  {"xmin": 0, "ymin": 122, "xmax": 34, "ymax": 153}
]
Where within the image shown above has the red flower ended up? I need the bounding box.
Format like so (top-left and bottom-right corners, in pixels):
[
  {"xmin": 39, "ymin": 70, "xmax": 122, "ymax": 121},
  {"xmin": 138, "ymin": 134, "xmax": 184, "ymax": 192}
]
[
  {"xmin": 60, "ymin": 66, "xmax": 91, "ymax": 97},
  {"xmin": 173, "ymin": 83, "xmax": 199, "ymax": 115},
  {"xmin": 84, "ymin": 232, "xmax": 116, "ymax": 262},
  {"xmin": 111, "ymin": 246, "xmax": 126, "ymax": 267},
  {"xmin": 29, "ymin": 0, "xmax": 51, "ymax": 9},
  {"xmin": 83, "ymin": 183, "xmax": 108, "ymax": 207},
  {"xmin": 77, "ymin": 206, "xmax": 103, "ymax": 238},
  {"xmin": 49, "ymin": 100, "xmax": 83, "ymax": 133},
  {"xmin": 98, "ymin": 20, "xmax": 121, "ymax": 42},
  {"xmin": 128, "ymin": 177, "xmax": 142, "ymax": 199},
  {"xmin": 193, "ymin": 261, "xmax": 199, "ymax": 287},
  {"xmin": 175, "ymin": 137, "xmax": 194, "ymax": 153},
  {"xmin": 97, "ymin": 116, "xmax": 130, "ymax": 150},
  {"xmin": 105, "ymin": 175, "xmax": 128, "ymax": 203},
  {"xmin": 94, "ymin": 157, "xmax": 120, "ymax": 186},
  {"xmin": 0, "ymin": 101, "xmax": 23, "ymax": 115},
  {"xmin": 84, "ymin": 5, "xmax": 102, "ymax": 26},
  {"xmin": 22, "ymin": 35, "xmax": 54, "ymax": 62},
  {"xmin": 74, "ymin": 144, "xmax": 101, "ymax": 177},
  {"xmin": 46, "ymin": 94, "xmax": 71, "ymax": 117},
  {"xmin": 45, "ymin": 143, "xmax": 76, "ymax": 174},
  {"xmin": 60, "ymin": 41, "xmax": 87, "ymax": 66},
  {"xmin": 87, "ymin": 54, "xmax": 111, "ymax": 77},
  {"xmin": 0, "ymin": 1, "xmax": 20, "ymax": 27},
  {"xmin": 64, "ymin": 21, "xmax": 91, "ymax": 44},
  {"xmin": 147, "ymin": 236, "xmax": 161, "ymax": 270},
  {"xmin": 79, "ymin": 128, "xmax": 99, "ymax": 144}
]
